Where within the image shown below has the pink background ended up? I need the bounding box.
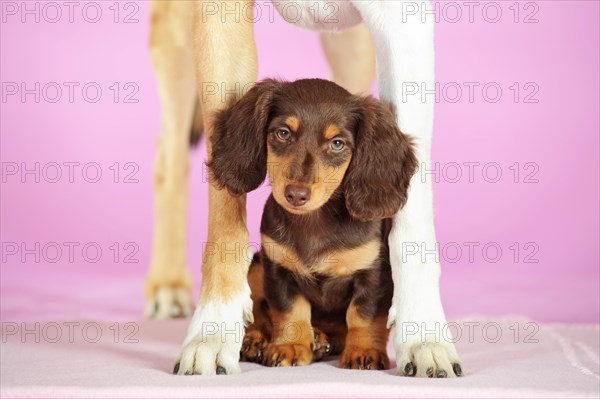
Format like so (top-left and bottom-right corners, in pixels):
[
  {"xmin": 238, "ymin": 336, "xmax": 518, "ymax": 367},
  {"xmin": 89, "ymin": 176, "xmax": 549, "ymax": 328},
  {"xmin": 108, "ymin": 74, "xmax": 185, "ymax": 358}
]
[{"xmin": 1, "ymin": 1, "xmax": 598, "ymax": 324}]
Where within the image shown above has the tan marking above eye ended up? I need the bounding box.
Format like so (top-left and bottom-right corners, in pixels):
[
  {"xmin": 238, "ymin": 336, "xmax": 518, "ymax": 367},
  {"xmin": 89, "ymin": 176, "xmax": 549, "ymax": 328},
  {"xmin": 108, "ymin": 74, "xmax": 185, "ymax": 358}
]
[
  {"xmin": 285, "ymin": 116, "xmax": 300, "ymax": 132},
  {"xmin": 324, "ymin": 124, "xmax": 340, "ymax": 140}
]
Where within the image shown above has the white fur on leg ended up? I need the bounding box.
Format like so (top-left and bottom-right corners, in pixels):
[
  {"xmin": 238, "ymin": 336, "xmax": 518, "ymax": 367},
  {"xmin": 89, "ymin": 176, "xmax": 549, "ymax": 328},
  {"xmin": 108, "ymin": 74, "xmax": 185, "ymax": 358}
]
[
  {"xmin": 351, "ymin": 0, "xmax": 463, "ymax": 377},
  {"xmin": 387, "ymin": 215, "xmax": 463, "ymax": 377},
  {"xmin": 175, "ymin": 284, "xmax": 253, "ymax": 375}
]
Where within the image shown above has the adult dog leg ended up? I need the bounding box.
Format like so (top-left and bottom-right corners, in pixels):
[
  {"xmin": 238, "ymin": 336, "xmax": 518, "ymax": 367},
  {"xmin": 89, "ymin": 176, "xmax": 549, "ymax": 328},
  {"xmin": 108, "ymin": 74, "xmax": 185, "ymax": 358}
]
[
  {"xmin": 320, "ymin": 23, "xmax": 376, "ymax": 95},
  {"xmin": 353, "ymin": 1, "xmax": 463, "ymax": 377},
  {"xmin": 146, "ymin": 0, "xmax": 196, "ymax": 318},
  {"xmin": 175, "ymin": 0, "xmax": 258, "ymax": 375}
]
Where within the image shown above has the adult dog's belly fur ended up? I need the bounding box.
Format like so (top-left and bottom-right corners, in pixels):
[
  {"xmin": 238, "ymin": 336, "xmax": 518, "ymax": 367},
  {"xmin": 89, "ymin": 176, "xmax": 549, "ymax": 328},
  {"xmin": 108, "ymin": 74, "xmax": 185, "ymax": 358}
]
[{"xmin": 273, "ymin": 0, "xmax": 363, "ymax": 31}]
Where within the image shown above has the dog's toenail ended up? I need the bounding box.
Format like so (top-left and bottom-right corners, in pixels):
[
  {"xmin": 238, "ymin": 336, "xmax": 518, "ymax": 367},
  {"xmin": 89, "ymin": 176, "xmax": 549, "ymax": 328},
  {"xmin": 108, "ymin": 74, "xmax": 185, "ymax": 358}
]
[
  {"xmin": 453, "ymin": 363, "xmax": 463, "ymax": 377},
  {"xmin": 437, "ymin": 370, "xmax": 447, "ymax": 378},
  {"xmin": 216, "ymin": 366, "xmax": 227, "ymax": 375},
  {"xmin": 325, "ymin": 344, "xmax": 331, "ymax": 353},
  {"xmin": 173, "ymin": 362, "xmax": 180, "ymax": 374},
  {"xmin": 169, "ymin": 306, "xmax": 181, "ymax": 317},
  {"xmin": 404, "ymin": 363, "xmax": 416, "ymax": 376},
  {"xmin": 426, "ymin": 367, "xmax": 434, "ymax": 377},
  {"xmin": 292, "ymin": 359, "xmax": 298, "ymax": 367},
  {"xmin": 184, "ymin": 371, "xmax": 193, "ymax": 375}
]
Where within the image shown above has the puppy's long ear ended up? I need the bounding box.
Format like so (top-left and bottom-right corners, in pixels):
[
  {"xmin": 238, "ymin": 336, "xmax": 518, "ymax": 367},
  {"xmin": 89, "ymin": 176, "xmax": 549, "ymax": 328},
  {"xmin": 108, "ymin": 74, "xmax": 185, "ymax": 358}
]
[
  {"xmin": 208, "ymin": 79, "xmax": 281, "ymax": 195},
  {"xmin": 345, "ymin": 96, "xmax": 418, "ymax": 221}
]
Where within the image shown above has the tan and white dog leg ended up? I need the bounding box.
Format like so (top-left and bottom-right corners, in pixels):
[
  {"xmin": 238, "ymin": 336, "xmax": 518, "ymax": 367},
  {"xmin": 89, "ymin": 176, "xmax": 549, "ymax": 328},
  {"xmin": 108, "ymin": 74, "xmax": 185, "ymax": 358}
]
[{"xmin": 174, "ymin": 0, "xmax": 258, "ymax": 375}]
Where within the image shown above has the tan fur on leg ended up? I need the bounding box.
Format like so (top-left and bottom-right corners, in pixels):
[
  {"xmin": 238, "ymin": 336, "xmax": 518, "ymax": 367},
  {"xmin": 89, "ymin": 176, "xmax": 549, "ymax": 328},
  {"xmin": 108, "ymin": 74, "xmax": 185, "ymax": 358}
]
[
  {"xmin": 340, "ymin": 304, "xmax": 390, "ymax": 370},
  {"xmin": 146, "ymin": 0, "xmax": 197, "ymax": 318},
  {"xmin": 241, "ymin": 260, "xmax": 272, "ymax": 362},
  {"xmin": 320, "ymin": 23, "xmax": 376, "ymax": 95},
  {"xmin": 261, "ymin": 296, "xmax": 314, "ymax": 367}
]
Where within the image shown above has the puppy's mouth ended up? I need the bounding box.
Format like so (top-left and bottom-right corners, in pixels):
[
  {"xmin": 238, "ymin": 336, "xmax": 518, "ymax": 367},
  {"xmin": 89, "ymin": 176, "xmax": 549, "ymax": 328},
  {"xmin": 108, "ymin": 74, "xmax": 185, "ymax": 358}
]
[
  {"xmin": 277, "ymin": 201, "xmax": 314, "ymax": 215},
  {"xmin": 272, "ymin": 193, "xmax": 318, "ymax": 215}
]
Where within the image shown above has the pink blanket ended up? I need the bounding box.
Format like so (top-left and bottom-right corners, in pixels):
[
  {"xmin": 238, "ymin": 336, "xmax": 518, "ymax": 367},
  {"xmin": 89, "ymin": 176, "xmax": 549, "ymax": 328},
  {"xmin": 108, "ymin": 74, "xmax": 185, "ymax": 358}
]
[{"xmin": 1, "ymin": 317, "xmax": 598, "ymax": 398}]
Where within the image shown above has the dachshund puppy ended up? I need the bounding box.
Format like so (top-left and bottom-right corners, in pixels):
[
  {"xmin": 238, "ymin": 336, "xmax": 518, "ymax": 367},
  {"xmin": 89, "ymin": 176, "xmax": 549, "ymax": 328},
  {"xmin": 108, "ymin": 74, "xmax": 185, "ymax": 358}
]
[{"xmin": 208, "ymin": 79, "xmax": 417, "ymax": 370}]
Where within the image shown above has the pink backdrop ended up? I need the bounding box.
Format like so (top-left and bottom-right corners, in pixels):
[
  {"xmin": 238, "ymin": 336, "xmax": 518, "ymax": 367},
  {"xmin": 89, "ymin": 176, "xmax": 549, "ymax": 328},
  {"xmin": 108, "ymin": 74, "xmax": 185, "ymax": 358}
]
[{"xmin": 1, "ymin": 1, "xmax": 598, "ymax": 323}]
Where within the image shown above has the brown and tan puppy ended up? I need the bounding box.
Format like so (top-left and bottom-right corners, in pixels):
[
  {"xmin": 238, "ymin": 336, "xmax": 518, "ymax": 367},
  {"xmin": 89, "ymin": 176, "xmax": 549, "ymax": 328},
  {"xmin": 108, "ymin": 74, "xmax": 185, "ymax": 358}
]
[{"xmin": 208, "ymin": 78, "xmax": 417, "ymax": 370}]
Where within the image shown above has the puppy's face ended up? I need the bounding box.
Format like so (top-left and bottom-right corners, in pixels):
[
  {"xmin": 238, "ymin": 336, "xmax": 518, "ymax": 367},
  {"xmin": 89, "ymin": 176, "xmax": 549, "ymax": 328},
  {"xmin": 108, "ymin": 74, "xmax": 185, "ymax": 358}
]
[
  {"xmin": 209, "ymin": 79, "xmax": 418, "ymax": 221},
  {"xmin": 266, "ymin": 102, "xmax": 355, "ymax": 214}
]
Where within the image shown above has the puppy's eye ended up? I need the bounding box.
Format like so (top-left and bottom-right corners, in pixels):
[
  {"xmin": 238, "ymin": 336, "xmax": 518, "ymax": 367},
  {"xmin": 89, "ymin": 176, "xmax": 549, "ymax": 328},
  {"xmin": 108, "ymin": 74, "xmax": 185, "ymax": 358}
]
[
  {"xmin": 330, "ymin": 138, "xmax": 345, "ymax": 152},
  {"xmin": 276, "ymin": 128, "xmax": 291, "ymax": 141}
]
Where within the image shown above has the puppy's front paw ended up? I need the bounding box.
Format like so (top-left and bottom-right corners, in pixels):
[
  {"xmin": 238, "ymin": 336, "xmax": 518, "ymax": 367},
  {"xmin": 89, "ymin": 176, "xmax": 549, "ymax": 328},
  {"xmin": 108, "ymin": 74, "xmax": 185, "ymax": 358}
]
[
  {"xmin": 261, "ymin": 343, "xmax": 313, "ymax": 367},
  {"xmin": 396, "ymin": 341, "xmax": 463, "ymax": 378},
  {"xmin": 240, "ymin": 329, "xmax": 268, "ymax": 363},
  {"xmin": 340, "ymin": 347, "xmax": 389, "ymax": 370},
  {"xmin": 174, "ymin": 291, "xmax": 253, "ymax": 375}
]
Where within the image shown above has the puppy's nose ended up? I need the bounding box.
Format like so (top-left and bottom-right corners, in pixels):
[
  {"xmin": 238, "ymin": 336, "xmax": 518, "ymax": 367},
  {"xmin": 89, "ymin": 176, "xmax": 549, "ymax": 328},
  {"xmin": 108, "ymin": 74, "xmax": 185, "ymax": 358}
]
[{"xmin": 285, "ymin": 185, "xmax": 311, "ymax": 207}]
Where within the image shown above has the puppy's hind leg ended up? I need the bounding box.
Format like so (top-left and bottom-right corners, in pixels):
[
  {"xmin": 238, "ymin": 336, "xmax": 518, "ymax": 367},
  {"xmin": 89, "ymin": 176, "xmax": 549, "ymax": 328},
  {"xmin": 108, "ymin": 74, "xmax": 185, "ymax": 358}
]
[
  {"xmin": 145, "ymin": 0, "xmax": 197, "ymax": 318},
  {"xmin": 240, "ymin": 254, "xmax": 272, "ymax": 363}
]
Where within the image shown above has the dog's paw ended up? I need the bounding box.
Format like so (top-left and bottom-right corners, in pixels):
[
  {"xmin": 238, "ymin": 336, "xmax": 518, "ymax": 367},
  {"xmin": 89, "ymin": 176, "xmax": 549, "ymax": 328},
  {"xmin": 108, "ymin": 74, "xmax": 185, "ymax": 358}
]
[
  {"xmin": 174, "ymin": 291, "xmax": 253, "ymax": 375},
  {"xmin": 385, "ymin": 253, "xmax": 464, "ymax": 377},
  {"xmin": 145, "ymin": 285, "xmax": 194, "ymax": 319},
  {"xmin": 396, "ymin": 341, "xmax": 463, "ymax": 378},
  {"xmin": 340, "ymin": 346, "xmax": 389, "ymax": 370},
  {"xmin": 261, "ymin": 342, "xmax": 313, "ymax": 367},
  {"xmin": 144, "ymin": 266, "xmax": 194, "ymax": 319},
  {"xmin": 240, "ymin": 329, "xmax": 268, "ymax": 363},
  {"xmin": 311, "ymin": 328, "xmax": 332, "ymax": 361}
]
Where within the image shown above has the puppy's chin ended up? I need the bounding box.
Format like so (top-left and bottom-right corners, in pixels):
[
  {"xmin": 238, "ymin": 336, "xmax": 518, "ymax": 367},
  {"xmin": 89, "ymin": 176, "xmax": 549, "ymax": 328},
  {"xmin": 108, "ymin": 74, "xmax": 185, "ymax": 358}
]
[{"xmin": 285, "ymin": 207, "xmax": 312, "ymax": 215}]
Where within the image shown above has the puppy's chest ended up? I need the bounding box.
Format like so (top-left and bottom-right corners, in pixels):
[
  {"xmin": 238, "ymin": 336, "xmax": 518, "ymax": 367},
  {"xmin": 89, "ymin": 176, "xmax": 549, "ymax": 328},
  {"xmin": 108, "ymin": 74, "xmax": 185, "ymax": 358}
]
[{"xmin": 261, "ymin": 215, "xmax": 382, "ymax": 278}]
